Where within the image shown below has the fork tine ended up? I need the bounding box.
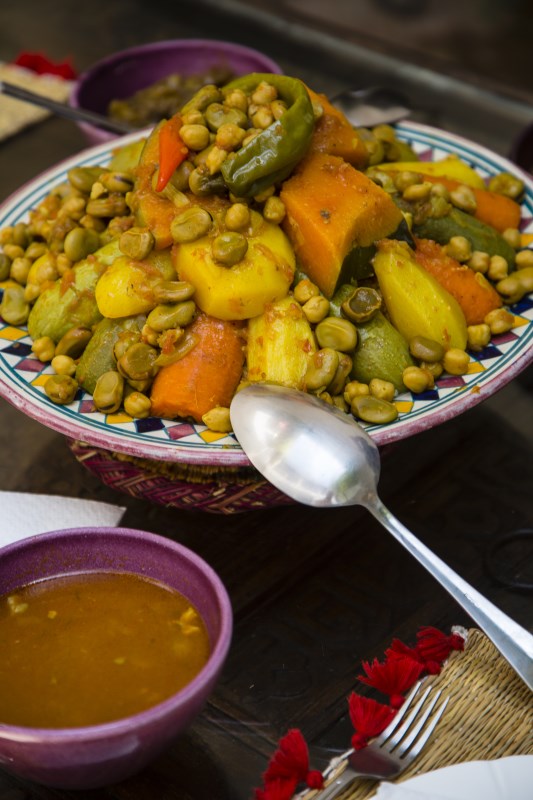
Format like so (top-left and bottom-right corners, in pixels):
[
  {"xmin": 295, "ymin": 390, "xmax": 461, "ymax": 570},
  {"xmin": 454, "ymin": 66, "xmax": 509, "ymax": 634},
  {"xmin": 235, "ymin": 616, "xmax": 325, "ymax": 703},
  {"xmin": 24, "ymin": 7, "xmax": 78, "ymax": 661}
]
[
  {"xmin": 388, "ymin": 689, "xmax": 442, "ymax": 753},
  {"xmin": 374, "ymin": 681, "xmax": 424, "ymax": 744},
  {"xmin": 403, "ymin": 696, "xmax": 449, "ymax": 760}
]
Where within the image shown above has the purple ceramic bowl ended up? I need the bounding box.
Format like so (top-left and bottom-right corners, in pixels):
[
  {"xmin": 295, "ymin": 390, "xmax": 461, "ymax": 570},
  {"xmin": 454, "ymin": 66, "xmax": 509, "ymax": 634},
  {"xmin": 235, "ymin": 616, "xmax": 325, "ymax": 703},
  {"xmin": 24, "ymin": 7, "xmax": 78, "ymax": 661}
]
[
  {"xmin": 70, "ymin": 38, "xmax": 282, "ymax": 145},
  {"xmin": 0, "ymin": 527, "xmax": 232, "ymax": 789}
]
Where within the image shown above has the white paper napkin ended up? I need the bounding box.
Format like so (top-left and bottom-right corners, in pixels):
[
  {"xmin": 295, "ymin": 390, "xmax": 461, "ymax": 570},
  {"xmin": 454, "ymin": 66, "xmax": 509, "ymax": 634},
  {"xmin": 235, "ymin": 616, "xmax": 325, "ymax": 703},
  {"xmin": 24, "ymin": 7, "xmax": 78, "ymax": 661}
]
[
  {"xmin": 0, "ymin": 63, "xmax": 74, "ymax": 142},
  {"xmin": 0, "ymin": 491, "xmax": 126, "ymax": 548}
]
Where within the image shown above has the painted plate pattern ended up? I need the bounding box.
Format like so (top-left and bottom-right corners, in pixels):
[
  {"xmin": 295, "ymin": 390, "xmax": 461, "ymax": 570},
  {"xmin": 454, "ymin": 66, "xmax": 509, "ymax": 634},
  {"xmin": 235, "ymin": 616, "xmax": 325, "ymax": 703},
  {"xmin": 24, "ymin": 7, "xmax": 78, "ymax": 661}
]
[{"xmin": 0, "ymin": 123, "xmax": 532, "ymax": 466}]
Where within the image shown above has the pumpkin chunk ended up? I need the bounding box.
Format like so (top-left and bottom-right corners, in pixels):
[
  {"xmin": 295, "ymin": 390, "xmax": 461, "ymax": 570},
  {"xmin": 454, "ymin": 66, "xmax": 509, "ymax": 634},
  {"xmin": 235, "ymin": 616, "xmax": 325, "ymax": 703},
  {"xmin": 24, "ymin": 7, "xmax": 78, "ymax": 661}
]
[{"xmin": 280, "ymin": 153, "xmax": 403, "ymax": 297}]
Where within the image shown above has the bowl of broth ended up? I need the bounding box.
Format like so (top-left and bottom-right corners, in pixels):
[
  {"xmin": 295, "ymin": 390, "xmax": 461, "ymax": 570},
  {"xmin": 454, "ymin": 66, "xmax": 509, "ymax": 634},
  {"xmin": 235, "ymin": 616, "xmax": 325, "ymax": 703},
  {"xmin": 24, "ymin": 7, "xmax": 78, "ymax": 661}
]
[
  {"xmin": 70, "ymin": 38, "xmax": 282, "ymax": 145},
  {"xmin": 0, "ymin": 526, "xmax": 232, "ymax": 789}
]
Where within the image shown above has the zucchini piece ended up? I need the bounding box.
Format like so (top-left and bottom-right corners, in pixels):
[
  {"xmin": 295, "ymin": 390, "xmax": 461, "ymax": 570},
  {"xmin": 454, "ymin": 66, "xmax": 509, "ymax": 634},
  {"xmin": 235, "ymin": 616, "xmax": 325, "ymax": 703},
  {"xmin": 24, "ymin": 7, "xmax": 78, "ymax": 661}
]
[
  {"xmin": 27, "ymin": 240, "xmax": 121, "ymax": 343},
  {"xmin": 413, "ymin": 208, "xmax": 516, "ymax": 269},
  {"xmin": 351, "ymin": 310, "xmax": 414, "ymax": 392},
  {"xmin": 75, "ymin": 315, "xmax": 144, "ymax": 395}
]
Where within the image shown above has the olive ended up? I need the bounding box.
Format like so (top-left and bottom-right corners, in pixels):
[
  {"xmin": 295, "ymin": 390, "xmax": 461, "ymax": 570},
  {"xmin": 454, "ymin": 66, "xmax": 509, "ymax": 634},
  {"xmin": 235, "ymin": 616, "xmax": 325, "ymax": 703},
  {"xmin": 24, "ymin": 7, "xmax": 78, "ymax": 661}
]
[
  {"xmin": 0, "ymin": 285, "xmax": 30, "ymax": 325},
  {"xmin": 45, "ymin": 374, "xmax": 79, "ymax": 405},
  {"xmin": 93, "ymin": 371, "xmax": 124, "ymax": 414},
  {"xmin": 117, "ymin": 342, "xmax": 159, "ymax": 382},
  {"xmin": 211, "ymin": 232, "xmax": 248, "ymax": 266},
  {"xmin": 305, "ymin": 348, "xmax": 339, "ymax": 392},
  {"xmin": 119, "ymin": 227, "xmax": 155, "ymax": 260},
  {"xmin": 55, "ymin": 327, "xmax": 93, "ymax": 359},
  {"xmin": 342, "ymin": 287, "xmax": 382, "ymax": 323},
  {"xmin": 170, "ymin": 206, "xmax": 212, "ymax": 243},
  {"xmin": 146, "ymin": 300, "xmax": 196, "ymax": 332},
  {"xmin": 63, "ymin": 227, "xmax": 100, "ymax": 262},
  {"xmin": 315, "ymin": 317, "xmax": 358, "ymax": 352},
  {"xmin": 350, "ymin": 395, "xmax": 398, "ymax": 424},
  {"xmin": 153, "ymin": 280, "xmax": 195, "ymax": 304}
]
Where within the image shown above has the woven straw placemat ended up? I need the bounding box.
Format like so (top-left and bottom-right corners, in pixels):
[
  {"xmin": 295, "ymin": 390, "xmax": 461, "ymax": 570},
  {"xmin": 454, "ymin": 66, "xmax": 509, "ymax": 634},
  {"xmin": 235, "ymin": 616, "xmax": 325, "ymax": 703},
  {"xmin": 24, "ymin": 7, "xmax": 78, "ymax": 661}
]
[{"xmin": 301, "ymin": 629, "xmax": 533, "ymax": 800}]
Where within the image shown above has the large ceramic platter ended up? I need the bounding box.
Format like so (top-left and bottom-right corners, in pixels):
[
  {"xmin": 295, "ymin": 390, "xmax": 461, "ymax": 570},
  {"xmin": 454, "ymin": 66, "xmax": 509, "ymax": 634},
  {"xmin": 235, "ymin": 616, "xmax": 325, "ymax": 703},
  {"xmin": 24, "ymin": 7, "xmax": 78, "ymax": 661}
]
[{"xmin": 0, "ymin": 122, "xmax": 532, "ymax": 467}]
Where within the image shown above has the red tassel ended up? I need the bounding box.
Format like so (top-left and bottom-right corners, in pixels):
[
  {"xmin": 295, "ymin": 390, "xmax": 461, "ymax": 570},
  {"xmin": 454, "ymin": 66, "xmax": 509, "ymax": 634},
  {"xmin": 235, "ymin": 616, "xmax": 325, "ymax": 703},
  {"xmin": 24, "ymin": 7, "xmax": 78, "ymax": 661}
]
[
  {"xmin": 416, "ymin": 627, "xmax": 465, "ymax": 663},
  {"xmin": 12, "ymin": 52, "xmax": 77, "ymax": 80},
  {"xmin": 386, "ymin": 639, "xmax": 442, "ymax": 675},
  {"xmin": 358, "ymin": 656, "xmax": 424, "ymax": 707},
  {"xmin": 260, "ymin": 729, "xmax": 324, "ymax": 794},
  {"xmin": 348, "ymin": 693, "xmax": 396, "ymax": 749}
]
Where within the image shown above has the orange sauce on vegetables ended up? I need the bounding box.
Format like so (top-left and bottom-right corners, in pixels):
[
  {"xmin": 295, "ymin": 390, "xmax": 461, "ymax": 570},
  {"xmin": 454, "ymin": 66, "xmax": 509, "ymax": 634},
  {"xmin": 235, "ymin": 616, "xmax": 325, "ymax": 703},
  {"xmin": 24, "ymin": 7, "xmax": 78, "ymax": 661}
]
[{"xmin": 0, "ymin": 572, "xmax": 210, "ymax": 728}]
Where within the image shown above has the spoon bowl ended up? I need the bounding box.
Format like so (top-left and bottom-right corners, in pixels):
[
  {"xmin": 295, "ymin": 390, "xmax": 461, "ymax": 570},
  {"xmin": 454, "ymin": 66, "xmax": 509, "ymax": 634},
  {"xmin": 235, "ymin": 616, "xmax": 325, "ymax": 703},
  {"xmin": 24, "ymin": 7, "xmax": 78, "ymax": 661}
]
[
  {"xmin": 230, "ymin": 383, "xmax": 533, "ymax": 690},
  {"xmin": 330, "ymin": 85, "xmax": 411, "ymax": 127}
]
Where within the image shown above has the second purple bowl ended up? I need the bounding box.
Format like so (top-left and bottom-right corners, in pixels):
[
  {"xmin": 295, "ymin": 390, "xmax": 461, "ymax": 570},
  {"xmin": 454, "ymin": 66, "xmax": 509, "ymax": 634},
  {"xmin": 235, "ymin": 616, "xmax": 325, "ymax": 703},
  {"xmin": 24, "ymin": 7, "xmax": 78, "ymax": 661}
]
[
  {"xmin": 70, "ymin": 38, "xmax": 282, "ymax": 145},
  {"xmin": 0, "ymin": 527, "xmax": 232, "ymax": 789}
]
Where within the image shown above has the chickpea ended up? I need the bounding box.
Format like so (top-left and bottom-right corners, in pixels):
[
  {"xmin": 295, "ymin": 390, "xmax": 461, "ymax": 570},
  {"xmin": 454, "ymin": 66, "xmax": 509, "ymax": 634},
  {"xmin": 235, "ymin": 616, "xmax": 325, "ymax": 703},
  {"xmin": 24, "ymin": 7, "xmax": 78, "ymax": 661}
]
[
  {"xmin": 251, "ymin": 81, "xmax": 278, "ymax": 105},
  {"xmin": 449, "ymin": 185, "xmax": 477, "ymax": 214},
  {"xmin": 10, "ymin": 256, "xmax": 31, "ymax": 284},
  {"xmin": 402, "ymin": 366, "xmax": 434, "ymax": 393},
  {"xmin": 393, "ymin": 171, "xmax": 422, "ymax": 193},
  {"xmin": 302, "ymin": 295, "xmax": 330, "ymax": 323},
  {"xmin": 51, "ymin": 354, "xmax": 77, "ymax": 376},
  {"xmin": 262, "ymin": 196, "xmax": 286, "ymax": 224},
  {"xmin": 223, "ymin": 89, "xmax": 248, "ymax": 112},
  {"xmin": 484, "ymin": 308, "xmax": 515, "ymax": 335},
  {"xmin": 225, "ymin": 203, "xmax": 250, "ymax": 231},
  {"xmin": 293, "ymin": 279, "xmax": 319, "ymax": 305},
  {"xmin": 446, "ymin": 235, "xmax": 472, "ymax": 262},
  {"xmin": 124, "ymin": 391, "xmax": 152, "ymax": 419},
  {"xmin": 45, "ymin": 374, "xmax": 78, "ymax": 405},
  {"xmin": 402, "ymin": 181, "xmax": 432, "ymax": 201},
  {"xmin": 253, "ymin": 185, "xmax": 275, "ymax": 203},
  {"xmin": 252, "ymin": 106, "xmax": 274, "ymax": 130},
  {"xmin": 419, "ymin": 360, "xmax": 443, "ymax": 379},
  {"xmin": 502, "ymin": 228, "xmax": 521, "ymax": 249},
  {"xmin": 468, "ymin": 250, "xmax": 490, "ymax": 274},
  {"xmin": 205, "ymin": 145, "xmax": 227, "ymax": 175},
  {"xmin": 344, "ymin": 380, "xmax": 370, "ymax": 404},
  {"xmin": 32, "ymin": 336, "xmax": 56, "ymax": 362},
  {"xmin": 179, "ymin": 123, "xmax": 210, "ymax": 151},
  {"xmin": 496, "ymin": 274, "xmax": 525, "ymax": 305},
  {"xmin": 430, "ymin": 182, "xmax": 451, "ymax": 201},
  {"xmin": 516, "ymin": 249, "xmax": 533, "ymax": 270},
  {"xmin": 181, "ymin": 110, "xmax": 205, "ymax": 126},
  {"xmin": 487, "ymin": 255, "xmax": 509, "ymax": 282},
  {"xmin": 443, "ymin": 348, "xmax": 470, "ymax": 375},
  {"xmin": 467, "ymin": 323, "xmax": 491, "ymax": 352},
  {"xmin": 201, "ymin": 406, "xmax": 232, "ymax": 433},
  {"xmin": 369, "ymin": 378, "xmax": 395, "ymax": 402},
  {"xmin": 215, "ymin": 123, "xmax": 246, "ymax": 151},
  {"xmin": 270, "ymin": 99, "xmax": 287, "ymax": 120}
]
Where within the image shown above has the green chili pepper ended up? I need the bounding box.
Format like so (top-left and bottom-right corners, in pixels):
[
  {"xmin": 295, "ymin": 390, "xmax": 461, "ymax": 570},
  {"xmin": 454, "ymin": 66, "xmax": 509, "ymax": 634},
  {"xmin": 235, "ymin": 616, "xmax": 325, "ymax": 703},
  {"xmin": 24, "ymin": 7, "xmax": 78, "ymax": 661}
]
[{"xmin": 219, "ymin": 73, "xmax": 315, "ymax": 198}]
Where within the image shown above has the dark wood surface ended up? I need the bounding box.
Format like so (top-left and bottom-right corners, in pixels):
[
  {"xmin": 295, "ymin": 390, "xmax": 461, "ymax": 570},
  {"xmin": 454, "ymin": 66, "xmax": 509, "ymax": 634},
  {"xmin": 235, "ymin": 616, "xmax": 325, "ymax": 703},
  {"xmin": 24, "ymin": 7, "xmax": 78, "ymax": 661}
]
[{"xmin": 0, "ymin": 3, "xmax": 532, "ymax": 798}]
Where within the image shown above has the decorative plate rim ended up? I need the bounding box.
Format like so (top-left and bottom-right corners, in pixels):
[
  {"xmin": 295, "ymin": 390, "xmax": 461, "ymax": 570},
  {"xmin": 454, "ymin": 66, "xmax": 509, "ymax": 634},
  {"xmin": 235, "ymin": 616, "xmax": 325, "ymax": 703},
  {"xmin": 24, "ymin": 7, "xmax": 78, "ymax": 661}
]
[{"xmin": 0, "ymin": 121, "xmax": 532, "ymax": 467}]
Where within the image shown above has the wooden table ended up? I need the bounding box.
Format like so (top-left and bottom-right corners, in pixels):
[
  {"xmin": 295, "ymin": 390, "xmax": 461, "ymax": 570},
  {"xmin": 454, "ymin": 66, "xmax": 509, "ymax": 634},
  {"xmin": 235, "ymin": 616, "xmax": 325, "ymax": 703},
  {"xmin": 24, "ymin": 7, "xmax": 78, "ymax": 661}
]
[{"xmin": 0, "ymin": 3, "xmax": 532, "ymax": 798}]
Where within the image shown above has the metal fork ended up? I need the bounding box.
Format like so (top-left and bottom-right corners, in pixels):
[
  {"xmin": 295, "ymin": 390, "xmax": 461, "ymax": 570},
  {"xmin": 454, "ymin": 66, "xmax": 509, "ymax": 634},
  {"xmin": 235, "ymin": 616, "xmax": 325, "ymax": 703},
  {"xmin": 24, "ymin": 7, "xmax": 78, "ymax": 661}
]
[{"xmin": 317, "ymin": 683, "xmax": 449, "ymax": 799}]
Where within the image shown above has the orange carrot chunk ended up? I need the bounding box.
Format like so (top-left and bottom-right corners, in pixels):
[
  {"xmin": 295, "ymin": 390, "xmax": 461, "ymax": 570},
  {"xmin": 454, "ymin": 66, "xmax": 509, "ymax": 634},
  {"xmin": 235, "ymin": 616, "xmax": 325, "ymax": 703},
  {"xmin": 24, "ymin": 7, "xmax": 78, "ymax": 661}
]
[
  {"xmin": 414, "ymin": 237, "xmax": 502, "ymax": 325},
  {"xmin": 150, "ymin": 313, "xmax": 245, "ymax": 422}
]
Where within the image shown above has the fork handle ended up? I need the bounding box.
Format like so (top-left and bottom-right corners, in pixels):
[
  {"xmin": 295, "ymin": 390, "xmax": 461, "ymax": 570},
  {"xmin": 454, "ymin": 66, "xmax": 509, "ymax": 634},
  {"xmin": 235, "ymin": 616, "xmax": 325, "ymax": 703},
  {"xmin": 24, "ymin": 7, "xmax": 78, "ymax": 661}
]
[
  {"xmin": 317, "ymin": 768, "xmax": 359, "ymax": 800},
  {"xmin": 369, "ymin": 496, "xmax": 533, "ymax": 691}
]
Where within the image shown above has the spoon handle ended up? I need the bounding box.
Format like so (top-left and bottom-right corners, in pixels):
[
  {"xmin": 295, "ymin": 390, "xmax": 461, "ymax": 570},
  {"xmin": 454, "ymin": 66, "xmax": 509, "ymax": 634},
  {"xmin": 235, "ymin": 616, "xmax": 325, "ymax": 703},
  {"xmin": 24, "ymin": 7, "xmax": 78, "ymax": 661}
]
[
  {"xmin": 369, "ymin": 496, "xmax": 533, "ymax": 691},
  {"xmin": 0, "ymin": 80, "xmax": 134, "ymax": 135}
]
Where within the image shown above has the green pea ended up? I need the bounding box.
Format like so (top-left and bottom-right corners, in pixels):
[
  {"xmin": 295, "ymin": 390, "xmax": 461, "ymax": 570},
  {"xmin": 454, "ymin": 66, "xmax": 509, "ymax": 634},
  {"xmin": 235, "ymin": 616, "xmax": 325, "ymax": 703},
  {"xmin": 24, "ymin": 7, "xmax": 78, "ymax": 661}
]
[{"xmin": 211, "ymin": 232, "xmax": 248, "ymax": 266}]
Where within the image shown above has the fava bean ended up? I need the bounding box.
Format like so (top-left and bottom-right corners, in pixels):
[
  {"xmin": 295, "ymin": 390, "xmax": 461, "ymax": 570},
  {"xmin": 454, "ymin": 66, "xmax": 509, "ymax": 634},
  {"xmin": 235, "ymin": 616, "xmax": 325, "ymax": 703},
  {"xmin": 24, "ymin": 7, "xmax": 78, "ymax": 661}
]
[
  {"xmin": 146, "ymin": 300, "xmax": 196, "ymax": 332},
  {"xmin": 63, "ymin": 227, "xmax": 100, "ymax": 262},
  {"xmin": 341, "ymin": 287, "xmax": 381, "ymax": 323},
  {"xmin": 350, "ymin": 395, "xmax": 398, "ymax": 424},
  {"xmin": 305, "ymin": 348, "xmax": 339, "ymax": 392},
  {"xmin": 171, "ymin": 207, "xmax": 212, "ymax": 243},
  {"xmin": 211, "ymin": 232, "xmax": 248, "ymax": 266},
  {"xmin": 117, "ymin": 342, "xmax": 159, "ymax": 381},
  {"xmin": 93, "ymin": 371, "xmax": 124, "ymax": 413},
  {"xmin": 0, "ymin": 285, "xmax": 30, "ymax": 325},
  {"xmin": 55, "ymin": 327, "xmax": 93, "ymax": 359},
  {"xmin": 119, "ymin": 227, "xmax": 154, "ymax": 260},
  {"xmin": 315, "ymin": 317, "xmax": 357, "ymax": 352},
  {"xmin": 409, "ymin": 335, "xmax": 444, "ymax": 363},
  {"xmin": 153, "ymin": 280, "xmax": 195, "ymax": 304}
]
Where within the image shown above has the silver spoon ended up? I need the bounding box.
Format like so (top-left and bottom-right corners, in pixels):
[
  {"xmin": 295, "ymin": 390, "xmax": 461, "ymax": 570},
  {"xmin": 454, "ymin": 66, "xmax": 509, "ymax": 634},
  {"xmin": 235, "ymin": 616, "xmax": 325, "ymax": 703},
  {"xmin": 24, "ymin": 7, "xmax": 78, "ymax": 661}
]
[
  {"xmin": 230, "ymin": 383, "xmax": 533, "ymax": 691},
  {"xmin": 330, "ymin": 85, "xmax": 411, "ymax": 127},
  {"xmin": 0, "ymin": 80, "xmax": 135, "ymax": 135}
]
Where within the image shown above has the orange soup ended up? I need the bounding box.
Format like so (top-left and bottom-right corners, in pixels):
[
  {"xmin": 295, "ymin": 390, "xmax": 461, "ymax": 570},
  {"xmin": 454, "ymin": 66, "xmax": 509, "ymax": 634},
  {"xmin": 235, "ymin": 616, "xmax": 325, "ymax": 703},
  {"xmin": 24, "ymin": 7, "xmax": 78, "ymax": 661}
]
[{"xmin": 0, "ymin": 571, "xmax": 210, "ymax": 728}]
